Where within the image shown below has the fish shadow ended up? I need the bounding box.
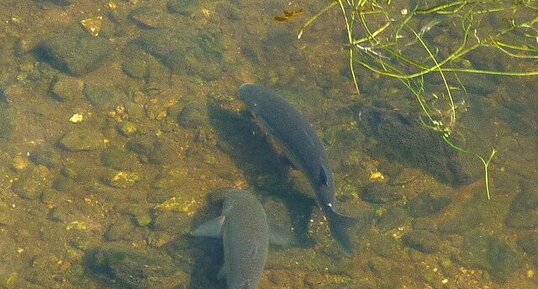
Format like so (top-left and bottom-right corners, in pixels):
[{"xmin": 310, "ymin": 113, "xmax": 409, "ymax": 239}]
[
  {"xmin": 206, "ymin": 99, "xmax": 316, "ymax": 247},
  {"xmin": 168, "ymin": 190, "xmax": 226, "ymax": 289}
]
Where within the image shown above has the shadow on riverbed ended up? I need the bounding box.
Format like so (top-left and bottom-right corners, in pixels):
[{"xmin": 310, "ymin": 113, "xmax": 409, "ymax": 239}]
[{"xmin": 206, "ymin": 99, "xmax": 316, "ymax": 247}]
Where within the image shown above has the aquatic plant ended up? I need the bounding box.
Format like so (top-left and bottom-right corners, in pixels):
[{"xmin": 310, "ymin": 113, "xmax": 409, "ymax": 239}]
[{"xmin": 296, "ymin": 0, "xmax": 537, "ymax": 199}]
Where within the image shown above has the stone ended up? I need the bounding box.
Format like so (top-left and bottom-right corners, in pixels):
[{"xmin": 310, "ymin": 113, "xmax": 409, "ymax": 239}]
[
  {"xmin": 506, "ymin": 182, "xmax": 538, "ymax": 229},
  {"xmin": 118, "ymin": 121, "xmax": 138, "ymax": 136},
  {"xmin": 177, "ymin": 103, "xmax": 207, "ymax": 129},
  {"xmin": 127, "ymin": 135, "xmax": 156, "ymax": 156},
  {"xmin": 59, "ymin": 129, "xmax": 105, "ymax": 151},
  {"xmin": 49, "ymin": 74, "xmax": 84, "ymax": 101},
  {"xmin": 460, "ymin": 234, "xmax": 523, "ymax": 282},
  {"xmin": 105, "ymin": 171, "xmax": 140, "ymax": 188},
  {"xmin": 85, "ymin": 246, "xmax": 186, "ymax": 289},
  {"xmin": 101, "ymin": 147, "xmax": 139, "ymax": 171},
  {"xmin": 12, "ymin": 166, "xmax": 52, "ymax": 200},
  {"xmin": 130, "ymin": 7, "xmax": 169, "ymax": 29},
  {"xmin": 0, "ymin": 103, "xmax": 14, "ymax": 139},
  {"xmin": 359, "ymin": 101, "xmax": 481, "ymax": 186},
  {"xmin": 39, "ymin": 30, "xmax": 112, "ymax": 76},
  {"xmin": 167, "ymin": 0, "xmax": 199, "ymax": 15},
  {"xmin": 517, "ymin": 233, "xmax": 538, "ymax": 256},
  {"xmin": 83, "ymin": 84, "xmax": 126, "ymax": 109},
  {"xmin": 371, "ymin": 234, "xmax": 404, "ymax": 258},
  {"xmin": 360, "ymin": 183, "xmax": 403, "ymax": 204},
  {"xmin": 30, "ymin": 147, "xmax": 62, "ymax": 168},
  {"xmin": 105, "ymin": 219, "xmax": 135, "ymax": 241},
  {"xmin": 402, "ymin": 230, "xmax": 440, "ymax": 253},
  {"xmin": 407, "ymin": 191, "xmax": 451, "ymax": 217},
  {"xmin": 138, "ymin": 29, "xmax": 222, "ymax": 81},
  {"xmin": 376, "ymin": 207, "xmax": 408, "ymax": 231}
]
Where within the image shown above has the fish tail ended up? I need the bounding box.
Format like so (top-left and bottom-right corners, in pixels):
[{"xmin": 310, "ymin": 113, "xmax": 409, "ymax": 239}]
[{"xmin": 326, "ymin": 208, "xmax": 358, "ymax": 256}]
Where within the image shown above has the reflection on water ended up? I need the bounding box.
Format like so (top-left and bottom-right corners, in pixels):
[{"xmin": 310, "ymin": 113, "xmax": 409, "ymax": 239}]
[{"xmin": 0, "ymin": 0, "xmax": 536, "ymax": 288}]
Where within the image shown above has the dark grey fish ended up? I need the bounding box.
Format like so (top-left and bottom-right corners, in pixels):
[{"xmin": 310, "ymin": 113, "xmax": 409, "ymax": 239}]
[
  {"xmin": 192, "ymin": 189, "xmax": 269, "ymax": 289},
  {"xmin": 238, "ymin": 83, "xmax": 358, "ymax": 256}
]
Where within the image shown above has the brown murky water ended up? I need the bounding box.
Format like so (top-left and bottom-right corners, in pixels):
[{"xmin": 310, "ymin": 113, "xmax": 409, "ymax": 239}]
[{"xmin": 0, "ymin": 0, "xmax": 536, "ymax": 288}]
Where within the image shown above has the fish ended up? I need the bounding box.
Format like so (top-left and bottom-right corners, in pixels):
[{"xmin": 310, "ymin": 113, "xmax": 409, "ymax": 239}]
[
  {"xmin": 191, "ymin": 189, "xmax": 269, "ymax": 289},
  {"xmin": 238, "ymin": 83, "xmax": 358, "ymax": 256}
]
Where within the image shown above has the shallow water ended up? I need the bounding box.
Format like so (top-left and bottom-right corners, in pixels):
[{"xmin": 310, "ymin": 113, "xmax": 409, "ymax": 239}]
[{"xmin": 0, "ymin": 0, "xmax": 536, "ymax": 288}]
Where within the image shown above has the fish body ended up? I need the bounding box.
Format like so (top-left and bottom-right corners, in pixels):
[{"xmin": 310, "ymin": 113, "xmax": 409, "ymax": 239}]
[
  {"xmin": 238, "ymin": 83, "xmax": 357, "ymax": 256},
  {"xmin": 192, "ymin": 189, "xmax": 269, "ymax": 289}
]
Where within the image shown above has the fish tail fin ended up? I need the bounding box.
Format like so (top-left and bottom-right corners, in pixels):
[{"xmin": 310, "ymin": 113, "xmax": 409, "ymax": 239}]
[{"xmin": 326, "ymin": 209, "xmax": 358, "ymax": 256}]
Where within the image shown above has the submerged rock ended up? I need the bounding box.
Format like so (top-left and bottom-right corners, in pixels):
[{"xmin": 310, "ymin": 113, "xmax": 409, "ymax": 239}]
[
  {"xmin": 85, "ymin": 246, "xmax": 187, "ymax": 289},
  {"xmin": 30, "ymin": 147, "xmax": 62, "ymax": 168},
  {"xmin": 38, "ymin": 30, "xmax": 112, "ymax": 76},
  {"xmin": 407, "ymin": 191, "xmax": 451, "ymax": 217},
  {"xmin": 360, "ymin": 183, "xmax": 403, "ymax": 204},
  {"xmin": 402, "ymin": 230, "xmax": 441, "ymax": 253},
  {"xmin": 49, "ymin": 74, "xmax": 84, "ymax": 102},
  {"xmin": 0, "ymin": 104, "xmax": 14, "ymax": 139},
  {"xmin": 177, "ymin": 102, "xmax": 207, "ymax": 129},
  {"xmin": 101, "ymin": 147, "xmax": 140, "ymax": 171},
  {"xmin": 460, "ymin": 234, "xmax": 523, "ymax": 282},
  {"xmin": 506, "ymin": 182, "xmax": 538, "ymax": 229},
  {"xmin": 12, "ymin": 166, "xmax": 52, "ymax": 200},
  {"xmin": 59, "ymin": 128, "xmax": 105, "ymax": 151},
  {"xmin": 518, "ymin": 233, "xmax": 538, "ymax": 266},
  {"xmin": 130, "ymin": 7, "xmax": 169, "ymax": 29},
  {"xmin": 359, "ymin": 102, "xmax": 480, "ymax": 186},
  {"xmin": 83, "ymin": 84, "xmax": 126, "ymax": 109},
  {"xmin": 137, "ymin": 29, "xmax": 223, "ymax": 81},
  {"xmin": 517, "ymin": 232, "xmax": 538, "ymax": 255},
  {"xmin": 167, "ymin": 0, "xmax": 199, "ymax": 15}
]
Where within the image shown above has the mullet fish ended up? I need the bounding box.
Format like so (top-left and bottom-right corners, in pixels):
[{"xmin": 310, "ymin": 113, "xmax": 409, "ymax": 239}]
[
  {"xmin": 238, "ymin": 83, "xmax": 357, "ymax": 256},
  {"xmin": 192, "ymin": 189, "xmax": 269, "ymax": 289}
]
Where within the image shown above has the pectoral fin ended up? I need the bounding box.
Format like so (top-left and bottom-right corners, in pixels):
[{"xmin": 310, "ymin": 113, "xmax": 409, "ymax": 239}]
[{"xmin": 191, "ymin": 215, "xmax": 225, "ymax": 238}]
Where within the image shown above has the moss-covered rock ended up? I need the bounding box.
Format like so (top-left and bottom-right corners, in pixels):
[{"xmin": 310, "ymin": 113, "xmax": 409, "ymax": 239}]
[
  {"xmin": 39, "ymin": 30, "xmax": 112, "ymax": 76},
  {"xmin": 0, "ymin": 103, "xmax": 14, "ymax": 139},
  {"xmin": 407, "ymin": 191, "xmax": 451, "ymax": 217},
  {"xmin": 178, "ymin": 102, "xmax": 207, "ymax": 129},
  {"xmin": 49, "ymin": 74, "xmax": 84, "ymax": 101},
  {"xmin": 85, "ymin": 246, "xmax": 187, "ymax": 289},
  {"xmin": 359, "ymin": 101, "xmax": 480, "ymax": 186},
  {"xmin": 30, "ymin": 147, "xmax": 62, "ymax": 168},
  {"xmin": 59, "ymin": 128, "xmax": 105, "ymax": 151},
  {"xmin": 137, "ymin": 29, "xmax": 223, "ymax": 81},
  {"xmin": 12, "ymin": 166, "xmax": 52, "ymax": 200},
  {"xmin": 83, "ymin": 84, "xmax": 126, "ymax": 109},
  {"xmin": 167, "ymin": 0, "xmax": 199, "ymax": 15},
  {"xmin": 402, "ymin": 230, "xmax": 441, "ymax": 253},
  {"xmin": 360, "ymin": 183, "xmax": 403, "ymax": 204},
  {"xmin": 101, "ymin": 147, "xmax": 140, "ymax": 171},
  {"xmin": 460, "ymin": 234, "xmax": 523, "ymax": 282},
  {"xmin": 506, "ymin": 182, "xmax": 538, "ymax": 229}
]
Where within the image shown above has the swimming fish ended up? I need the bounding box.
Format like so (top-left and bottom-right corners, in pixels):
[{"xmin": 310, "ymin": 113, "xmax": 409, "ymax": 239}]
[
  {"xmin": 192, "ymin": 189, "xmax": 269, "ymax": 289},
  {"xmin": 238, "ymin": 83, "xmax": 358, "ymax": 256}
]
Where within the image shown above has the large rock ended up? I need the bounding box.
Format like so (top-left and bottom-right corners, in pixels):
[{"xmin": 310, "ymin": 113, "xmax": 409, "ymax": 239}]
[
  {"xmin": 460, "ymin": 234, "xmax": 523, "ymax": 282},
  {"xmin": 59, "ymin": 128, "xmax": 105, "ymax": 151},
  {"xmin": 506, "ymin": 182, "xmax": 538, "ymax": 229},
  {"xmin": 360, "ymin": 102, "xmax": 480, "ymax": 186},
  {"xmin": 137, "ymin": 29, "xmax": 223, "ymax": 81},
  {"xmin": 39, "ymin": 30, "xmax": 112, "ymax": 76}
]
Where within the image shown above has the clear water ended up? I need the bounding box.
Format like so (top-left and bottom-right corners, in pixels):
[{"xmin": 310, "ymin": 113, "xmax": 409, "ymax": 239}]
[{"xmin": 0, "ymin": 0, "xmax": 536, "ymax": 288}]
